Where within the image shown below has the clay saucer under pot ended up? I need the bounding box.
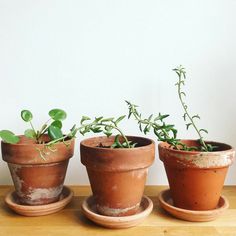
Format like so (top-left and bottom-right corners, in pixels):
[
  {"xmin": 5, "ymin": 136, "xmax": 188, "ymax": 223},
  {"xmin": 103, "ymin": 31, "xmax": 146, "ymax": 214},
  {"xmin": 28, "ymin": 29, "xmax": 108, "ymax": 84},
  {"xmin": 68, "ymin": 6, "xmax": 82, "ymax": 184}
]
[
  {"xmin": 81, "ymin": 195, "xmax": 153, "ymax": 229},
  {"xmin": 158, "ymin": 189, "xmax": 229, "ymax": 222},
  {"xmin": 5, "ymin": 186, "xmax": 73, "ymax": 216}
]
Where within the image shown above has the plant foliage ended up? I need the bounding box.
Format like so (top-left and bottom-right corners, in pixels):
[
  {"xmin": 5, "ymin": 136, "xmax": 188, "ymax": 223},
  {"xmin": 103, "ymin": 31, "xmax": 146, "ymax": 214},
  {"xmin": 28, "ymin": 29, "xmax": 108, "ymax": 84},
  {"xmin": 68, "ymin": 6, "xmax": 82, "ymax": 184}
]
[
  {"xmin": 78, "ymin": 115, "xmax": 136, "ymax": 148},
  {"xmin": 173, "ymin": 65, "xmax": 215, "ymax": 151},
  {"xmin": 127, "ymin": 66, "xmax": 216, "ymax": 152}
]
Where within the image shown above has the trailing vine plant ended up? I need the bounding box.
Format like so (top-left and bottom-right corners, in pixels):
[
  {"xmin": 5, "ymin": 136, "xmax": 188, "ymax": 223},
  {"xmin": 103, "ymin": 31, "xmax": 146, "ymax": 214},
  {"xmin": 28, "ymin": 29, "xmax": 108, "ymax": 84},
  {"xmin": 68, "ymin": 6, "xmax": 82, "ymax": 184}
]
[
  {"xmin": 127, "ymin": 65, "xmax": 215, "ymax": 152},
  {"xmin": 173, "ymin": 65, "xmax": 215, "ymax": 151},
  {"xmin": 78, "ymin": 115, "xmax": 136, "ymax": 148},
  {"xmin": 126, "ymin": 101, "xmax": 193, "ymax": 151}
]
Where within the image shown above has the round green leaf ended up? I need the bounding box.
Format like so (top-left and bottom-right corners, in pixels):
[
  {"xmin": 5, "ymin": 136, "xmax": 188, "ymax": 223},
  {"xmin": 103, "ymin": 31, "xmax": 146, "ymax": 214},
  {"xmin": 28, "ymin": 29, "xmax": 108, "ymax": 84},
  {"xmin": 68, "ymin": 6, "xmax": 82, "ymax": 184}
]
[
  {"xmin": 24, "ymin": 129, "xmax": 36, "ymax": 139},
  {"xmin": 0, "ymin": 130, "xmax": 19, "ymax": 144},
  {"xmin": 49, "ymin": 109, "xmax": 67, "ymax": 121},
  {"xmin": 21, "ymin": 110, "xmax": 33, "ymax": 122},
  {"xmin": 48, "ymin": 125, "xmax": 63, "ymax": 140},
  {"xmin": 51, "ymin": 120, "xmax": 62, "ymax": 129}
]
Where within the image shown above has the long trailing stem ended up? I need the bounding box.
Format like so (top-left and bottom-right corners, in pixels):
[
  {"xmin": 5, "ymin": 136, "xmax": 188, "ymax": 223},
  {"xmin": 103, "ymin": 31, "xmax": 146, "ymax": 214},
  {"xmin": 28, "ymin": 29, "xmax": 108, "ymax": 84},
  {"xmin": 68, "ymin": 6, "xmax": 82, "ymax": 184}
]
[
  {"xmin": 46, "ymin": 122, "xmax": 131, "ymax": 148},
  {"xmin": 78, "ymin": 116, "xmax": 133, "ymax": 148},
  {"xmin": 126, "ymin": 101, "xmax": 191, "ymax": 150},
  {"xmin": 173, "ymin": 66, "xmax": 212, "ymax": 151},
  {"xmin": 178, "ymin": 74, "xmax": 207, "ymax": 149}
]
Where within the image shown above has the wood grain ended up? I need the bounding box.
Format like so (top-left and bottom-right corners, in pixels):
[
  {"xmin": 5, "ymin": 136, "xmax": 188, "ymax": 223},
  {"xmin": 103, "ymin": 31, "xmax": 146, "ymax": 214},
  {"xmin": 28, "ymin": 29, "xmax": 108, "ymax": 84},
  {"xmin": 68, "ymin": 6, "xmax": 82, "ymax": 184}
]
[{"xmin": 0, "ymin": 186, "xmax": 235, "ymax": 236}]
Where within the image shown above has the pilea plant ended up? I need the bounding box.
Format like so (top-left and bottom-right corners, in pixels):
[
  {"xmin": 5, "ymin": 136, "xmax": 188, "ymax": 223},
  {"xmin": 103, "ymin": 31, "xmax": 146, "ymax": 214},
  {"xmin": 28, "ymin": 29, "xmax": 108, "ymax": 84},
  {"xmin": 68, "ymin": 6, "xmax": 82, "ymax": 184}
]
[
  {"xmin": 78, "ymin": 115, "xmax": 136, "ymax": 148},
  {"xmin": 0, "ymin": 109, "xmax": 77, "ymax": 158},
  {"xmin": 20, "ymin": 109, "xmax": 77, "ymax": 146},
  {"xmin": 127, "ymin": 65, "xmax": 215, "ymax": 152}
]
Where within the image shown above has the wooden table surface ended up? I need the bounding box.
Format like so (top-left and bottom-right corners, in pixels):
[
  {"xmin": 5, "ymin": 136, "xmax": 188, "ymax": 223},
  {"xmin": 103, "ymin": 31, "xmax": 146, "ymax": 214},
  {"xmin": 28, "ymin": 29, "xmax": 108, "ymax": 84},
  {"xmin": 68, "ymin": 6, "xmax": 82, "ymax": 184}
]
[{"xmin": 0, "ymin": 186, "xmax": 235, "ymax": 236}]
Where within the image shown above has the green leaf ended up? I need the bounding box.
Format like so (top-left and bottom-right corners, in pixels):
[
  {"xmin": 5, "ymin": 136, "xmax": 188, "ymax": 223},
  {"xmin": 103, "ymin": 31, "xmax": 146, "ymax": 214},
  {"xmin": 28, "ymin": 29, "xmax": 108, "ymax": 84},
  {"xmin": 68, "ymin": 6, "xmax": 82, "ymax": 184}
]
[
  {"xmin": 51, "ymin": 120, "xmax": 62, "ymax": 129},
  {"xmin": 192, "ymin": 115, "xmax": 200, "ymax": 120},
  {"xmin": 49, "ymin": 109, "xmax": 67, "ymax": 121},
  {"xmin": 101, "ymin": 117, "xmax": 114, "ymax": 122},
  {"xmin": 171, "ymin": 128, "xmax": 178, "ymax": 138},
  {"xmin": 21, "ymin": 110, "xmax": 33, "ymax": 122},
  {"xmin": 104, "ymin": 131, "xmax": 112, "ymax": 137},
  {"xmin": 148, "ymin": 114, "xmax": 153, "ymax": 121},
  {"xmin": 68, "ymin": 125, "xmax": 77, "ymax": 138},
  {"xmin": 144, "ymin": 125, "xmax": 151, "ymax": 134},
  {"xmin": 114, "ymin": 115, "xmax": 126, "ymax": 124},
  {"xmin": 95, "ymin": 116, "xmax": 103, "ymax": 122},
  {"xmin": 186, "ymin": 123, "xmax": 192, "ymax": 130},
  {"xmin": 80, "ymin": 116, "xmax": 91, "ymax": 124},
  {"xmin": 207, "ymin": 144, "xmax": 218, "ymax": 151},
  {"xmin": 24, "ymin": 129, "xmax": 36, "ymax": 139},
  {"xmin": 154, "ymin": 114, "xmax": 169, "ymax": 122},
  {"xmin": 199, "ymin": 129, "xmax": 208, "ymax": 134},
  {"xmin": 183, "ymin": 113, "xmax": 187, "ymax": 121},
  {"xmin": 91, "ymin": 127, "xmax": 102, "ymax": 133},
  {"xmin": 128, "ymin": 112, "xmax": 132, "ymax": 119},
  {"xmin": 164, "ymin": 124, "xmax": 175, "ymax": 130},
  {"xmin": 0, "ymin": 130, "xmax": 19, "ymax": 144},
  {"xmin": 139, "ymin": 123, "xmax": 143, "ymax": 132},
  {"xmin": 130, "ymin": 142, "xmax": 137, "ymax": 148},
  {"xmin": 104, "ymin": 125, "xmax": 113, "ymax": 132},
  {"xmin": 111, "ymin": 135, "xmax": 122, "ymax": 148},
  {"xmin": 48, "ymin": 125, "xmax": 63, "ymax": 140}
]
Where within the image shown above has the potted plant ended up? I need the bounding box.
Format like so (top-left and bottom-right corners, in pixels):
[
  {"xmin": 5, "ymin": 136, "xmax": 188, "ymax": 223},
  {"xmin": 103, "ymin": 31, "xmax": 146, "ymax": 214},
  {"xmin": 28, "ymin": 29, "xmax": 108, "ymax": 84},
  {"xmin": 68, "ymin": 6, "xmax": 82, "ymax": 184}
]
[
  {"xmin": 0, "ymin": 109, "xmax": 76, "ymax": 205},
  {"xmin": 79, "ymin": 115, "xmax": 155, "ymax": 216},
  {"xmin": 126, "ymin": 65, "xmax": 235, "ymax": 211}
]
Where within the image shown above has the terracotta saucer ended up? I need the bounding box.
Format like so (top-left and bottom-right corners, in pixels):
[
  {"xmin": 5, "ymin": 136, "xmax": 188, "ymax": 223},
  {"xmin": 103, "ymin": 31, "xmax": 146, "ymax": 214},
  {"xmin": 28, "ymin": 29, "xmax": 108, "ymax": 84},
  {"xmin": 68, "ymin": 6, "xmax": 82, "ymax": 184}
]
[
  {"xmin": 81, "ymin": 195, "xmax": 153, "ymax": 229},
  {"xmin": 158, "ymin": 189, "xmax": 229, "ymax": 222},
  {"xmin": 5, "ymin": 186, "xmax": 73, "ymax": 216}
]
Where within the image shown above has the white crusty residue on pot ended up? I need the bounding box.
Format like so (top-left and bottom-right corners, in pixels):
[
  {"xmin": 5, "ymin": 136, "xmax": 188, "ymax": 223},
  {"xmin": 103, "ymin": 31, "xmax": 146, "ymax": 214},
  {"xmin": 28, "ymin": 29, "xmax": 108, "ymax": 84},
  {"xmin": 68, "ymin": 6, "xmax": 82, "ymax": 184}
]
[
  {"xmin": 27, "ymin": 184, "xmax": 63, "ymax": 202},
  {"xmin": 172, "ymin": 150, "xmax": 235, "ymax": 168},
  {"xmin": 97, "ymin": 202, "xmax": 140, "ymax": 216}
]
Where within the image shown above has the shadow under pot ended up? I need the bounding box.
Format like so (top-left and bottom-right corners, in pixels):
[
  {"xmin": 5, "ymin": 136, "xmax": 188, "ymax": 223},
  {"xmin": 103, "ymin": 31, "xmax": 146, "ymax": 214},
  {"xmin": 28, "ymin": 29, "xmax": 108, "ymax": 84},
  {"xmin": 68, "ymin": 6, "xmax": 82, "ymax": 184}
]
[
  {"xmin": 80, "ymin": 136, "xmax": 155, "ymax": 217},
  {"xmin": 158, "ymin": 140, "xmax": 235, "ymax": 211},
  {"xmin": 1, "ymin": 135, "xmax": 74, "ymax": 205}
]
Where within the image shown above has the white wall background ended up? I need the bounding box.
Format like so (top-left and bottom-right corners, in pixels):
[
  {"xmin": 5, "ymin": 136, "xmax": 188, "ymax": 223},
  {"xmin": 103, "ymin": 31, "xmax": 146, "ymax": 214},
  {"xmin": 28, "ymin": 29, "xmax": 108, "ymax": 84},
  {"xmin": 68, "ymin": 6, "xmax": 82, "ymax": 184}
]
[{"xmin": 0, "ymin": 0, "xmax": 236, "ymax": 185}]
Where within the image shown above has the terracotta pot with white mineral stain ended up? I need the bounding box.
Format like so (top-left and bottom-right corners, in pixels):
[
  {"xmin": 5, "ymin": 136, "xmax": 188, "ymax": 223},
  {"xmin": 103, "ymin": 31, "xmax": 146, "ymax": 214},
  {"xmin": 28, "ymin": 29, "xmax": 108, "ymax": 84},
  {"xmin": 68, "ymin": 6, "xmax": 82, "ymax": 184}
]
[
  {"xmin": 158, "ymin": 140, "xmax": 235, "ymax": 211},
  {"xmin": 80, "ymin": 136, "xmax": 155, "ymax": 217},
  {"xmin": 1, "ymin": 135, "xmax": 74, "ymax": 205}
]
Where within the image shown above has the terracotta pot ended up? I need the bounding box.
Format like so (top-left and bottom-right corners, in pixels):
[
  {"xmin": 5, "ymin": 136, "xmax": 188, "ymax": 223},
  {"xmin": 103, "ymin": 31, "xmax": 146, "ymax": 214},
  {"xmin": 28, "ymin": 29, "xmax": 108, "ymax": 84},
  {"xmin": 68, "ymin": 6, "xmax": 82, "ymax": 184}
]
[
  {"xmin": 1, "ymin": 135, "xmax": 74, "ymax": 205},
  {"xmin": 158, "ymin": 140, "xmax": 235, "ymax": 210},
  {"xmin": 80, "ymin": 136, "xmax": 155, "ymax": 217}
]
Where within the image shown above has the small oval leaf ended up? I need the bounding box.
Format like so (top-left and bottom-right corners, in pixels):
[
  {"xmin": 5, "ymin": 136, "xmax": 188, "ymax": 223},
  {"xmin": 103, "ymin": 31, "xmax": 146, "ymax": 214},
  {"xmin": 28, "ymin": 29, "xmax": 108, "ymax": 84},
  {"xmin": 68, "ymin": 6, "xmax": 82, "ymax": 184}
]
[
  {"xmin": 49, "ymin": 109, "xmax": 67, "ymax": 121},
  {"xmin": 24, "ymin": 129, "xmax": 36, "ymax": 139},
  {"xmin": 51, "ymin": 120, "xmax": 62, "ymax": 129},
  {"xmin": 21, "ymin": 110, "xmax": 33, "ymax": 122},
  {"xmin": 0, "ymin": 130, "xmax": 19, "ymax": 144},
  {"xmin": 48, "ymin": 125, "xmax": 63, "ymax": 140}
]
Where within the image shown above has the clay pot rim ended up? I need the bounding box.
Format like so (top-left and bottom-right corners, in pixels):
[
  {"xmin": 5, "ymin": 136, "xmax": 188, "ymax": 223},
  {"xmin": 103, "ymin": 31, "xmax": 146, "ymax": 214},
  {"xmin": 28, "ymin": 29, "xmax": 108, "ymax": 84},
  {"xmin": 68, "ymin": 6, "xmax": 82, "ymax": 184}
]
[
  {"xmin": 1, "ymin": 135, "xmax": 75, "ymax": 147},
  {"xmin": 158, "ymin": 139, "xmax": 235, "ymax": 168},
  {"xmin": 158, "ymin": 139, "xmax": 235, "ymax": 154},
  {"xmin": 80, "ymin": 135, "xmax": 155, "ymax": 151}
]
